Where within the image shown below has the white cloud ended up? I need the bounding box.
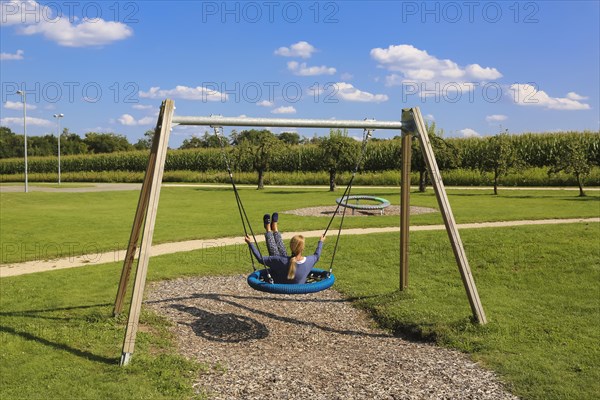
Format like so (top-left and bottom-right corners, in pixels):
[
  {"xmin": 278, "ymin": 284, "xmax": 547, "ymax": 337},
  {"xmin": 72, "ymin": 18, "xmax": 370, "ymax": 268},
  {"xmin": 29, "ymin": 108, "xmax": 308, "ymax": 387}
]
[
  {"xmin": 86, "ymin": 126, "xmax": 113, "ymax": 133},
  {"xmin": 274, "ymin": 41, "xmax": 316, "ymax": 58},
  {"xmin": 566, "ymin": 92, "xmax": 588, "ymax": 101},
  {"xmin": 340, "ymin": 72, "xmax": 354, "ymax": 81},
  {"xmin": 0, "ymin": 0, "xmax": 37, "ymax": 25},
  {"xmin": 1, "ymin": 1, "xmax": 132, "ymax": 47},
  {"xmin": 117, "ymin": 114, "xmax": 136, "ymax": 126},
  {"xmin": 117, "ymin": 114, "xmax": 155, "ymax": 126},
  {"xmin": 139, "ymin": 86, "xmax": 227, "ymax": 101},
  {"xmin": 371, "ymin": 44, "xmax": 502, "ymax": 90},
  {"xmin": 21, "ymin": 18, "xmax": 133, "ymax": 47},
  {"xmin": 171, "ymin": 125, "xmax": 200, "ymax": 133},
  {"xmin": 257, "ymin": 100, "xmax": 274, "ymax": 107},
  {"xmin": 0, "ymin": 116, "xmax": 52, "ymax": 127},
  {"xmin": 0, "ymin": 49, "xmax": 24, "ymax": 60},
  {"xmin": 138, "ymin": 116, "xmax": 155, "ymax": 125},
  {"xmin": 465, "ymin": 64, "xmax": 503, "ymax": 80},
  {"xmin": 132, "ymin": 104, "xmax": 154, "ymax": 110},
  {"xmin": 287, "ymin": 61, "xmax": 336, "ymax": 76},
  {"xmin": 4, "ymin": 101, "xmax": 37, "ymax": 110},
  {"xmin": 384, "ymin": 74, "xmax": 404, "ymax": 87},
  {"xmin": 330, "ymin": 82, "xmax": 389, "ymax": 103},
  {"xmin": 271, "ymin": 106, "xmax": 297, "ymax": 114},
  {"xmin": 485, "ymin": 114, "xmax": 507, "ymax": 122},
  {"xmin": 424, "ymin": 114, "xmax": 435, "ymax": 121},
  {"xmin": 459, "ymin": 128, "xmax": 480, "ymax": 138},
  {"xmin": 510, "ymin": 84, "xmax": 591, "ymax": 110}
]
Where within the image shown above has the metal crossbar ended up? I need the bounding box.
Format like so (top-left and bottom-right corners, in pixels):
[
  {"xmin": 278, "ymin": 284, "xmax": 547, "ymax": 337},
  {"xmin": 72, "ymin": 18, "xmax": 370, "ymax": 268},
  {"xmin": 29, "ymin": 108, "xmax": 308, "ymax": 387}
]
[{"xmin": 172, "ymin": 116, "xmax": 403, "ymax": 130}]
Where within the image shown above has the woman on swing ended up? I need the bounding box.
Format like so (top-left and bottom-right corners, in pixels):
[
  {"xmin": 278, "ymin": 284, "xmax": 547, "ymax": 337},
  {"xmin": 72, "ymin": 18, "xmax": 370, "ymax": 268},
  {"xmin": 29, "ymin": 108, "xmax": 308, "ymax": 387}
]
[{"xmin": 244, "ymin": 213, "xmax": 326, "ymax": 284}]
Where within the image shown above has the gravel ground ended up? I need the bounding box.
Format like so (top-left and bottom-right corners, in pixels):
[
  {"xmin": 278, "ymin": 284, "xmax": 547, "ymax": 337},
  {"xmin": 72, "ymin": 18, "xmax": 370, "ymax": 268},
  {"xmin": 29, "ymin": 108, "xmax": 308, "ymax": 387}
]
[
  {"xmin": 146, "ymin": 276, "xmax": 517, "ymax": 400},
  {"xmin": 283, "ymin": 205, "xmax": 437, "ymax": 217}
]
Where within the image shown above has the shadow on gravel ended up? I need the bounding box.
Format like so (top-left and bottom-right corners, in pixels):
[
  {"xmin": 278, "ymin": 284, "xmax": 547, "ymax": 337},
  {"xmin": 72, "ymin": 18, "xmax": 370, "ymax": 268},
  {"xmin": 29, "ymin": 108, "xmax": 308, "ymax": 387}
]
[
  {"xmin": 158, "ymin": 293, "xmax": 390, "ymax": 340},
  {"xmin": 171, "ymin": 303, "xmax": 269, "ymax": 342}
]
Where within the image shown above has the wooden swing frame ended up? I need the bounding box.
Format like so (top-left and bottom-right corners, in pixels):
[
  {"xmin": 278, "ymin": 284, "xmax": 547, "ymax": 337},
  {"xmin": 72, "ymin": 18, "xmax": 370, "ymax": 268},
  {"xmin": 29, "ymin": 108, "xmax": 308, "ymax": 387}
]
[{"xmin": 113, "ymin": 99, "xmax": 487, "ymax": 366}]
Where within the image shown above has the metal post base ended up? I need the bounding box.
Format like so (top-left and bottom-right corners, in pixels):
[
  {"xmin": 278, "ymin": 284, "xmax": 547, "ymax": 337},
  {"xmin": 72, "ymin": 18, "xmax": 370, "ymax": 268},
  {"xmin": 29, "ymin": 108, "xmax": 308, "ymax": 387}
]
[{"xmin": 120, "ymin": 352, "xmax": 132, "ymax": 366}]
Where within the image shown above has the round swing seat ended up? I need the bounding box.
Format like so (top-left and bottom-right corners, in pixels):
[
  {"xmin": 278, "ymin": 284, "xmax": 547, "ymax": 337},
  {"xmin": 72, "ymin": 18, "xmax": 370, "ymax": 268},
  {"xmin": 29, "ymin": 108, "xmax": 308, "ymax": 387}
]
[
  {"xmin": 335, "ymin": 195, "xmax": 391, "ymax": 211},
  {"xmin": 247, "ymin": 268, "xmax": 335, "ymax": 295}
]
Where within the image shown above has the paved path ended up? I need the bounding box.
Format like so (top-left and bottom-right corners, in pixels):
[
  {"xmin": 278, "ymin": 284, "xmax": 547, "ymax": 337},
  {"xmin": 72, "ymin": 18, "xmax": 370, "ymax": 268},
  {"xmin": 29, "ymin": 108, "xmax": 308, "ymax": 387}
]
[
  {"xmin": 0, "ymin": 183, "xmax": 142, "ymax": 193},
  {"xmin": 1, "ymin": 182, "xmax": 598, "ymax": 193},
  {"xmin": 1, "ymin": 217, "xmax": 597, "ymax": 278}
]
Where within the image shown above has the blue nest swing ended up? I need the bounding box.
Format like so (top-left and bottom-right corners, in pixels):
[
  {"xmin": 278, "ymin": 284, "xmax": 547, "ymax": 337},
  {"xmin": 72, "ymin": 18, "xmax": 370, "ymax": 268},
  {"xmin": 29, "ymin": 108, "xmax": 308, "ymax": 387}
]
[{"xmin": 247, "ymin": 268, "xmax": 335, "ymax": 295}]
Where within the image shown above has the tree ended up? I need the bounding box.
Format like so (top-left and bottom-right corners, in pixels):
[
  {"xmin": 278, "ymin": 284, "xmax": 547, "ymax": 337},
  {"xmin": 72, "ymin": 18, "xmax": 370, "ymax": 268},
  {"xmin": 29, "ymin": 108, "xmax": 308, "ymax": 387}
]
[
  {"xmin": 0, "ymin": 127, "xmax": 89, "ymax": 158},
  {"xmin": 28, "ymin": 134, "xmax": 57, "ymax": 156},
  {"xmin": 201, "ymin": 131, "xmax": 226, "ymax": 148},
  {"xmin": 319, "ymin": 129, "xmax": 359, "ymax": 191},
  {"xmin": 278, "ymin": 131, "xmax": 300, "ymax": 145},
  {"xmin": 479, "ymin": 131, "xmax": 521, "ymax": 195},
  {"xmin": 134, "ymin": 130, "xmax": 155, "ymax": 150},
  {"xmin": 411, "ymin": 122, "xmax": 460, "ymax": 192},
  {"xmin": 229, "ymin": 129, "xmax": 240, "ymax": 145},
  {"xmin": 83, "ymin": 132, "xmax": 133, "ymax": 153},
  {"xmin": 179, "ymin": 136, "xmax": 204, "ymax": 149},
  {"xmin": 0, "ymin": 126, "xmax": 24, "ymax": 158},
  {"xmin": 234, "ymin": 129, "xmax": 282, "ymax": 189},
  {"xmin": 60, "ymin": 129, "xmax": 88, "ymax": 155},
  {"xmin": 180, "ymin": 131, "xmax": 225, "ymax": 149},
  {"xmin": 306, "ymin": 134, "xmax": 324, "ymax": 145},
  {"xmin": 549, "ymin": 136, "xmax": 591, "ymax": 196}
]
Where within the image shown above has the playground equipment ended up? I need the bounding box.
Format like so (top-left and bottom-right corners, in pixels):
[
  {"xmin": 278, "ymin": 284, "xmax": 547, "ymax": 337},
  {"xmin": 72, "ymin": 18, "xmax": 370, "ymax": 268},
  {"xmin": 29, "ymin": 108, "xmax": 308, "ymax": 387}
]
[
  {"xmin": 247, "ymin": 268, "xmax": 334, "ymax": 294},
  {"xmin": 112, "ymin": 99, "xmax": 487, "ymax": 366},
  {"xmin": 336, "ymin": 195, "xmax": 391, "ymax": 215}
]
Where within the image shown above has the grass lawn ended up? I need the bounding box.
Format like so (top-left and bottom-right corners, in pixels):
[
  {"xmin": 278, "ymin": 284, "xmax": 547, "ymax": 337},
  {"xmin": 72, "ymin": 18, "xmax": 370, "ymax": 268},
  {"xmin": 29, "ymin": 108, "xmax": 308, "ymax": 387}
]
[
  {"xmin": 1, "ymin": 186, "xmax": 599, "ymax": 264},
  {"xmin": 335, "ymin": 224, "xmax": 600, "ymax": 400},
  {"xmin": 0, "ymin": 222, "xmax": 598, "ymax": 399}
]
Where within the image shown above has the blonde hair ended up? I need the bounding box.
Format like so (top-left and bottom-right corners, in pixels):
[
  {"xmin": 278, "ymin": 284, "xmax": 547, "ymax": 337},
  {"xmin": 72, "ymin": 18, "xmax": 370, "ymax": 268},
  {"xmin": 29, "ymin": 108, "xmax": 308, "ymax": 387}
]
[{"xmin": 287, "ymin": 235, "xmax": 305, "ymax": 280}]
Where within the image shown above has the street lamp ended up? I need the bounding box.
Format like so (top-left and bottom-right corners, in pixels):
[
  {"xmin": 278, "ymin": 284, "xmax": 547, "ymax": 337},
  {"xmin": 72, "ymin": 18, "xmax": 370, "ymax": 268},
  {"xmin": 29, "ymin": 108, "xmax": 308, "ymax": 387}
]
[
  {"xmin": 53, "ymin": 113, "xmax": 64, "ymax": 185},
  {"xmin": 16, "ymin": 90, "xmax": 28, "ymax": 193}
]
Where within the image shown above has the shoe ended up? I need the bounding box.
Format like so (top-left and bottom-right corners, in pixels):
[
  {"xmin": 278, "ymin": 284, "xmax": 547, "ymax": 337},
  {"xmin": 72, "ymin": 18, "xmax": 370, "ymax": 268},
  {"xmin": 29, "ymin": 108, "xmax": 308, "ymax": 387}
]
[
  {"xmin": 272, "ymin": 212, "xmax": 279, "ymax": 223},
  {"xmin": 263, "ymin": 214, "xmax": 271, "ymax": 226}
]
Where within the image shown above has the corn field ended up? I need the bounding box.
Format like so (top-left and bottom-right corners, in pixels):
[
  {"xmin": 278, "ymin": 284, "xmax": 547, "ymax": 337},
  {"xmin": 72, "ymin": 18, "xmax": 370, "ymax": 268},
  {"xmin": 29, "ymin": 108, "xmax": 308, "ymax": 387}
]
[{"xmin": 1, "ymin": 131, "xmax": 598, "ymax": 175}]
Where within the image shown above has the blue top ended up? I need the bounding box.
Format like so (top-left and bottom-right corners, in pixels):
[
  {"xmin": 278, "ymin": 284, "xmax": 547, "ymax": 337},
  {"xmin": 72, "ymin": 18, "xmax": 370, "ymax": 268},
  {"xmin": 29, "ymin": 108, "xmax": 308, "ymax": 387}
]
[{"xmin": 248, "ymin": 241, "xmax": 324, "ymax": 284}]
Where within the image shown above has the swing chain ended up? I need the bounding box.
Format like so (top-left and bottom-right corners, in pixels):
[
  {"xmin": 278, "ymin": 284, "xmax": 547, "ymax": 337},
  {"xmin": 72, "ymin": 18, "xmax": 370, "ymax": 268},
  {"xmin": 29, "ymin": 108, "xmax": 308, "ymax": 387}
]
[
  {"xmin": 212, "ymin": 123, "xmax": 235, "ymax": 179},
  {"xmin": 351, "ymin": 121, "xmax": 374, "ymax": 176},
  {"xmin": 324, "ymin": 122, "xmax": 374, "ymax": 276},
  {"xmin": 212, "ymin": 123, "xmax": 274, "ymax": 283}
]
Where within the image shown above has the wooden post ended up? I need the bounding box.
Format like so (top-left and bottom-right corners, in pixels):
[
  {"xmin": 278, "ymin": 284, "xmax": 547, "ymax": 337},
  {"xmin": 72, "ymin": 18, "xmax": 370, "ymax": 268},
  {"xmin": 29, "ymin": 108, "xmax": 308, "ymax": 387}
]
[
  {"xmin": 119, "ymin": 99, "xmax": 175, "ymax": 366},
  {"xmin": 409, "ymin": 107, "xmax": 487, "ymax": 324},
  {"xmin": 399, "ymin": 109, "xmax": 413, "ymax": 290},
  {"xmin": 113, "ymin": 102, "xmax": 168, "ymax": 316}
]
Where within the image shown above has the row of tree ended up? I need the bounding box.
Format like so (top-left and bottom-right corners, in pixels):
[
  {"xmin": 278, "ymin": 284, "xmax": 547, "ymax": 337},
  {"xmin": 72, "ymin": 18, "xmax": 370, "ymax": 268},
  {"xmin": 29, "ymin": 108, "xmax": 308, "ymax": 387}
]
[
  {"xmin": 230, "ymin": 125, "xmax": 597, "ymax": 196},
  {"xmin": 2, "ymin": 125, "xmax": 598, "ymax": 196},
  {"xmin": 0, "ymin": 126, "xmax": 313, "ymax": 159},
  {"xmin": 0, "ymin": 126, "xmax": 142, "ymax": 158}
]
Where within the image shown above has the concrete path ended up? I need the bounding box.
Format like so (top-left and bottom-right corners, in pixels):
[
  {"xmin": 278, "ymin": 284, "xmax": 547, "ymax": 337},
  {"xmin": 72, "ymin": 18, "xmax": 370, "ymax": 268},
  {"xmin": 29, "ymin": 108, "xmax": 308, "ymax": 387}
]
[
  {"xmin": 0, "ymin": 183, "xmax": 142, "ymax": 193},
  {"xmin": 1, "ymin": 217, "xmax": 597, "ymax": 278},
  {"xmin": 1, "ymin": 182, "xmax": 598, "ymax": 193}
]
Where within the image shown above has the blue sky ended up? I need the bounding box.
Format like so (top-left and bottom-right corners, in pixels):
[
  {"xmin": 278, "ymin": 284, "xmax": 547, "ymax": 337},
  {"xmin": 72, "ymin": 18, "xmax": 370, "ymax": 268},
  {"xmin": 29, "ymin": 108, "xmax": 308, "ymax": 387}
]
[{"xmin": 1, "ymin": 1, "xmax": 599, "ymax": 146}]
